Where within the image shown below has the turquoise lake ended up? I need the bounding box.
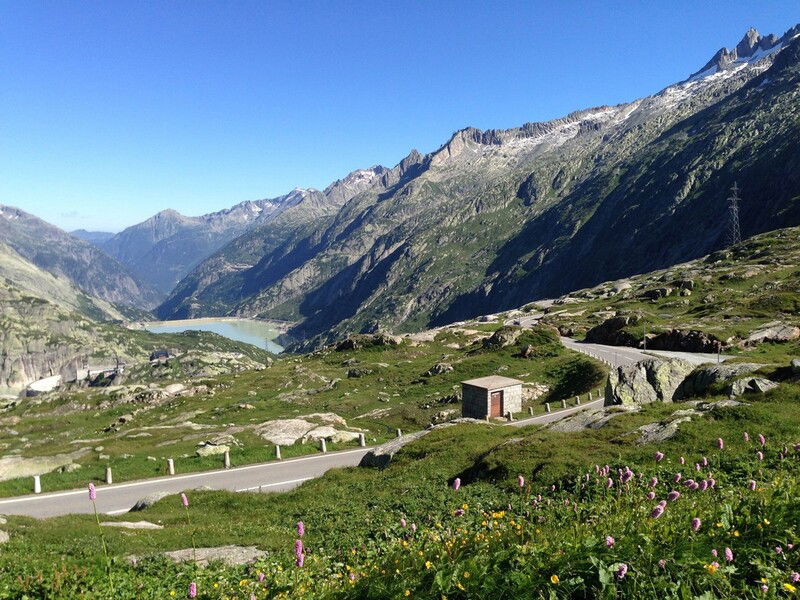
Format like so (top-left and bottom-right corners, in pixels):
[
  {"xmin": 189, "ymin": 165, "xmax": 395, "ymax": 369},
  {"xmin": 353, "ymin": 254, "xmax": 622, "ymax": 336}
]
[{"xmin": 143, "ymin": 318, "xmax": 284, "ymax": 353}]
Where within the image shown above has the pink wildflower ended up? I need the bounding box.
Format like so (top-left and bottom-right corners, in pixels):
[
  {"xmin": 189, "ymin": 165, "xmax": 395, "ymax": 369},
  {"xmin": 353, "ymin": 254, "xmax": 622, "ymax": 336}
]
[
  {"xmin": 648, "ymin": 477, "xmax": 658, "ymax": 488},
  {"xmin": 702, "ymin": 456, "xmax": 709, "ymax": 467},
  {"xmin": 188, "ymin": 582, "xmax": 197, "ymax": 598},
  {"xmin": 411, "ymin": 523, "xmax": 417, "ymax": 533},
  {"xmin": 452, "ymin": 478, "xmax": 461, "ymax": 491},
  {"xmin": 757, "ymin": 451, "xmax": 764, "ymax": 461},
  {"xmin": 716, "ymin": 438, "xmax": 724, "ymax": 450},
  {"xmin": 605, "ymin": 535, "xmax": 615, "ymax": 548},
  {"xmin": 691, "ymin": 517, "xmax": 701, "ymax": 532},
  {"xmin": 699, "ymin": 480, "xmax": 708, "ymax": 491},
  {"xmin": 743, "ymin": 431, "xmax": 750, "ymax": 442},
  {"xmin": 297, "ymin": 521, "xmax": 305, "ymax": 537},
  {"xmin": 758, "ymin": 433, "xmax": 766, "ymax": 447},
  {"xmin": 88, "ymin": 483, "xmax": 96, "ymax": 502},
  {"xmin": 455, "ymin": 509, "xmax": 465, "ymax": 517},
  {"xmin": 400, "ymin": 518, "xmax": 407, "ymax": 528},
  {"xmin": 761, "ymin": 584, "xmax": 768, "ymax": 593},
  {"xmin": 518, "ymin": 475, "xmax": 525, "ymax": 488},
  {"xmin": 791, "ymin": 572, "xmax": 800, "ymax": 583},
  {"xmin": 606, "ymin": 478, "xmax": 614, "ymax": 489},
  {"xmin": 711, "ymin": 549, "xmax": 718, "ymax": 557},
  {"xmin": 673, "ymin": 473, "xmax": 682, "ymax": 483},
  {"xmin": 667, "ymin": 491, "xmax": 681, "ymax": 502},
  {"xmin": 616, "ymin": 563, "xmax": 628, "ymax": 579},
  {"xmin": 655, "ymin": 451, "xmax": 664, "ymax": 462},
  {"xmin": 650, "ymin": 504, "xmax": 665, "ymax": 519},
  {"xmin": 775, "ymin": 546, "xmax": 783, "ymax": 555},
  {"xmin": 725, "ymin": 547, "xmax": 733, "ymax": 562},
  {"xmin": 679, "ymin": 456, "xmax": 685, "ymax": 465},
  {"xmin": 748, "ymin": 480, "xmax": 757, "ymax": 491},
  {"xmin": 181, "ymin": 493, "xmax": 188, "ymax": 507},
  {"xmin": 646, "ymin": 491, "xmax": 655, "ymax": 500},
  {"xmin": 258, "ymin": 572, "xmax": 265, "ymax": 582},
  {"xmin": 658, "ymin": 559, "xmax": 667, "ymax": 569}
]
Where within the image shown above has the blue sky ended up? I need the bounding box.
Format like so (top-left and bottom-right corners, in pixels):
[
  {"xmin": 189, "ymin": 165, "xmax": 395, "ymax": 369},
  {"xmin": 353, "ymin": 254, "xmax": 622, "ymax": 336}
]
[{"xmin": 1, "ymin": 1, "xmax": 797, "ymax": 232}]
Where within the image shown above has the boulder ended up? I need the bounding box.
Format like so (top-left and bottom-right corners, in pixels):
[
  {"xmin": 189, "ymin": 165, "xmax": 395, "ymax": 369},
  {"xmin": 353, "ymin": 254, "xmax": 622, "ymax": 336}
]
[
  {"xmin": 646, "ymin": 329, "xmax": 722, "ymax": 353},
  {"xmin": 585, "ymin": 315, "xmax": 640, "ymax": 346},
  {"xmin": 255, "ymin": 419, "xmax": 317, "ymax": 446},
  {"xmin": 347, "ymin": 367, "xmax": 373, "ymax": 378},
  {"xmin": 164, "ymin": 383, "xmax": 186, "ymax": 395},
  {"xmin": 128, "ymin": 545, "xmax": 267, "ymax": 567},
  {"xmin": 677, "ymin": 363, "xmax": 763, "ymax": 398},
  {"xmin": 481, "ymin": 326, "xmax": 522, "ymax": 349},
  {"xmin": 0, "ymin": 449, "xmax": 89, "ymax": 482},
  {"xmin": 635, "ymin": 417, "xmax": 693, "ymax": 444},
  {"xmin": 129, "ymin": 492, "xmax": 170, "ymax": 512},
  {"xmin": 792, "ymin": 358, "xmax": 800, "ymax": 375},
  {"xmin": 727, "ymin": 377, "xmax": 779, "ymax": 398},
  {"xmin": 195, "ymin": 443, "xmax": 230, "ymax": 457},
  {"xmin": 744, "ymin": 323, "xmax": 800, "ymax": 346},
  {"xmin": 604, "ymin": 358, "xmax": 695, "ymax": 407},
  {"xmin": 0, "ymin": 531, "xmax": 8, "ymax": 544},
  {"xmin": 423, "ymin": 362, "xmax": 453, "ymax": 377},
  {"xmin": 641, "ymin": 287, "xmax": 673, "ymax": 300}
]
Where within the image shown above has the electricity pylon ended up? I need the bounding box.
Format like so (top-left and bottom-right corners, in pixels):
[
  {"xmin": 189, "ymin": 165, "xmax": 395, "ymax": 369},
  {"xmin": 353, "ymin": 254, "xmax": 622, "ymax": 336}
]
[{"xmin": 726, "ymin": 182, "xmax": 742, "ymax": 247}]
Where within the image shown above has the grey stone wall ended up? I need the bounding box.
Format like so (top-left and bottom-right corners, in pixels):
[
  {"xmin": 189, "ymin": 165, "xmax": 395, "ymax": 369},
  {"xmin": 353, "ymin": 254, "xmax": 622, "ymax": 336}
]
[{"xmin": 461, "ymin": 384, "xmax": 489, "ymax": 418}]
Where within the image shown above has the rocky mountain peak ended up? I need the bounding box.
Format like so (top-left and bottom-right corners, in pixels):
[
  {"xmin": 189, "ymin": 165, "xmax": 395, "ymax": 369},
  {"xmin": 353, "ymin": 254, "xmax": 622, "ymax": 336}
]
[
  {"xmin": 690, "ymin": 23, "xmax": 796, "ymax": 79},
  {"xmin": 735, "ymin": 27, "xmax": 762, "ymax": 58}
]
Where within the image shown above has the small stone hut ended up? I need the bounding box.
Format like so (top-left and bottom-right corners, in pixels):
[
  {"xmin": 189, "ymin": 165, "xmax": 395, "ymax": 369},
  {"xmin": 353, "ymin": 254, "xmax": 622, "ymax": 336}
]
[{"xmin": 461, "ymin": 375, "xmax": 523, "ymax": 419}]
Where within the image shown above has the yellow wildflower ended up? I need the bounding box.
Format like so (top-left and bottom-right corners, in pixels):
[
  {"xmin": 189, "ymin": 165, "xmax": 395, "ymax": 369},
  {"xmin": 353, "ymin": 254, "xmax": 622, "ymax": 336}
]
[
  {"xmin": 464, "ymin": 571, "xmax": 470, "ymax": 578},
  {"xmin": 733, "ymin": 530, "xmax": 740, "ymax": 537},
  {"xmin": 405, "ymin": 591, "xmax": 411, "ymax": 597},
  {"xmin": 425, "ymin": 561, "xmax": 433, "ymax": 570},
  {"xmin": 764, "ymin": 519, "xmax": 770, "ymax": 525},
  {"xmin": 551, "ymin": 575, "xmax": 560, "ymax": 584},
  {"xmin": 784, "ymin": 583, "xmax": 797, "ymax": 593},
  {"xmin": 704, "ymin": 563, "xmax": 718, "ymax": 574}
]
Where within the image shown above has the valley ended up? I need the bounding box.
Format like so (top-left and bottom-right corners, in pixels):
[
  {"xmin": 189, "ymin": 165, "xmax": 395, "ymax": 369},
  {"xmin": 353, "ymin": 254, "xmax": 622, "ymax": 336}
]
[{"xmin": 1, "ymin": 16, "xmax": 799, "ymax": 600}]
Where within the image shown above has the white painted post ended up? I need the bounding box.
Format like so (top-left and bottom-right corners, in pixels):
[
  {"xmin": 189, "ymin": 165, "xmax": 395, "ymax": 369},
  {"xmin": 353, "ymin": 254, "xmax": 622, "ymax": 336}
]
[
  {"xmin": 545, "ymin": 402, "xmax": 551, "ymax": 413},
  {"xmin": 589, "ymin": 390, "xmax": 593, "ymax": 401},
  {"xmin": 320, "ymin": 439, "xmax": 327, "ymax": 453},
  {"xmin": 506, "ymin": 412, "xmax": 513, "ymax": 422},
  {"xmin": 105, "ymin": 466, "xmax": 113, "ymax": 484},
  {"xmin": 167, "ymin": 458, "xmax": 175, "ymax": 475},
  {"xmin": 275, "ymin": 445, "xmax": 282, "ymax": 460},
  {"xmin": 575, "ymin": 395, "xmax": 580, "ymax": 405},
  {"xmin": 528, "ymin": 406, "xmax": 533, "ymax": 416},
  {"xmin": 223, "ymin": 450, "xmax": 231, "ymax": 469},
  {"xmin": 33, "ymin": 475, "xmax": 41, "ymax": 494},
  {"xmin": 358, "ymin": 433, "xmax": 366, "ymax": 447},
  {"xmin": 395, "ymin": 428, "xmax": 402, "ymax": 438},
  {"xmin": 561, "ymin": 399, "xmax": 567, "ymax": 409}
]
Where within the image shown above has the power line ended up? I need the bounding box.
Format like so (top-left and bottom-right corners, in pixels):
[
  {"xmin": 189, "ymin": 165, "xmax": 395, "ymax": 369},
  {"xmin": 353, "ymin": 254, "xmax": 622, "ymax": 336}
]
[{"xmin": 726, "ymin": 182, "xmax": 742, "ymax": 247}]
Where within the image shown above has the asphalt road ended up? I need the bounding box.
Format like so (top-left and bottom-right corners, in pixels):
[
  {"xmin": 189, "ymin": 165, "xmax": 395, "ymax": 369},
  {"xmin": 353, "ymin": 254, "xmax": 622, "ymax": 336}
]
[{"xmin": 0, "ymin": 448, "xmax": 371, "ymax": 519}]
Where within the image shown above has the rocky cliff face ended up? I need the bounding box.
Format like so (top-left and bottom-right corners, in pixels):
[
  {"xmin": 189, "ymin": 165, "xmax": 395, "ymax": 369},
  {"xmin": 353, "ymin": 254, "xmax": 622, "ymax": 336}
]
[
  {"xmin": 0, "ymin": 205, "xmax": 160, "ymax": 310},
  {"xmin": 158, "ymin": 25, "xmax": 800, "ymax": 348}
]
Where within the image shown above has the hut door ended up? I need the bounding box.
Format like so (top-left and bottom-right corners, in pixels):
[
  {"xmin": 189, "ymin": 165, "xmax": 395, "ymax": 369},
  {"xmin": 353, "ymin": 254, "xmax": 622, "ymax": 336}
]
[{"xmin": 490, "ymin": 390, "xmax": 504, "ymax": 417}]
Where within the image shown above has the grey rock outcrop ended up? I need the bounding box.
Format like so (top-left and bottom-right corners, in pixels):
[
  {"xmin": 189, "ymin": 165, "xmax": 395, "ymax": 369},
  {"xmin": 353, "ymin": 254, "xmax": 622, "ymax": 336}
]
[
  {"xmin": 792, "ymin": 358, "xmax": 800, "ymax": 375},
  {"xmin": 605, "ymin": 358, "xmax": 695, "ymax": 406},
  {"xmin": 424, "ymin": 362, "xmax": 453, "ymax": 377},
  {"xmin": 101, "ymin": 521, "xmax": 163, "ymax": 530},
  {"xmin": 128, "ymin": 545, "xmax": 267, "ymax": 567},
  {"xmin": 646, "ymin": 329, "xmax": 722, "ymax": 352},
  {"xmin": 743, "ymin": 323, "xmax": 800, "ymax": 346},
  {"xmin": 727, "ymin": 377, "xmax": 778, "ymax": 398},
  {"xmin": 585, "ymin": 315, "xmax": 640, "ymax": 347},
  {"xmin": 129, "ymin": 492, "xmax": 170, "ymax": 512},
  {"xmin": 482, "ymin": 326, "xmax": 522, "ymax": 349},
  {"xmin": 677, "ymin": 363, "xmax": 762, "ymax": 397}
]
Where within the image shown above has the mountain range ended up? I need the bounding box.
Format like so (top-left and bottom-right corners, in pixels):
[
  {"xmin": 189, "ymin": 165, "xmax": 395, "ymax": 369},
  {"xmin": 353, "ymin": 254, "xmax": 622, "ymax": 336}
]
[
  {"xmin": 148, "ymin": 24, "xmax": 800, "ymax": 347},
  {"xmin": 4, "ymin": 24, "xmax": 800, "ymax": 351}
]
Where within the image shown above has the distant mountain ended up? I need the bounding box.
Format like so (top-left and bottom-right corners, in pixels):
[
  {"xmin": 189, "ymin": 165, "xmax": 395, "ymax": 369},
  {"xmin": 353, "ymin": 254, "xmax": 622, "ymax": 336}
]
[
  {"xmin": 70, "ymin": 229, "xmax": 115, "ymax": 245},
  {"xmin": 0, "ymin": 205, "xmax": 160, "ymax": 310},
  {"xmin": 101, "ymin": 169, "xmax": 385, "ymax": 295}
]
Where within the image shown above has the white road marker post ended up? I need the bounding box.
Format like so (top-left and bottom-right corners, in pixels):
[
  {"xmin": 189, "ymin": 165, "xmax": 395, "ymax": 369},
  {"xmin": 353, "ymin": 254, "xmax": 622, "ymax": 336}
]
[
  {"xmin": 358, "ymin": 433, "xmax": 366, "ymax": 447},
  {"xmin": 167, "ymin": 458, "xmax": 175, "ymax": 475},
  {"xmin": 275, "ymin": 445, "xmax": 282, "ymax": 460},
  {"xmin": 33, "ymin": 475, "xmax": 41, "ymax": 494},
  {"xmin": 320, "ymin": 439, "xmax": 327, "ymax": 453},
  {"xmin": 223, "ymin": 450, "xmax": 231, "ymax": 469},
  {"xmin": 105, "ymin": 466, "xmax": 113, "ymax": 484}
]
